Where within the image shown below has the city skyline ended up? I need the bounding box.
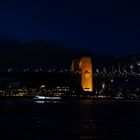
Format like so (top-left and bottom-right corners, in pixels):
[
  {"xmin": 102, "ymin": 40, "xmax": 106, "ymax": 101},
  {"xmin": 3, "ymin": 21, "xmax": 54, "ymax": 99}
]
[{"xmin": 0, "ymin": 1, "xmax": 140, "ymax": 140}]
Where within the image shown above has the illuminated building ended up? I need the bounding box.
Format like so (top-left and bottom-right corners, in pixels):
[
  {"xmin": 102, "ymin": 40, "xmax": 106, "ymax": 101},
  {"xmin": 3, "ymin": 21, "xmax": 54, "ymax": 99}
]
[
  {"xmin": 71, "ymin": 56, "xmax": 93, "ymax": 92},
  {"xmin": 0, "ymin": 72, "xmax": 83, "ymax": 97},
  {"xmin": 80, "ymin": 57, "xmax": 93, "ymax": 92},
  {"xmin": 0, "ymin": 56, "xmax": 93, "ymax": 97}
]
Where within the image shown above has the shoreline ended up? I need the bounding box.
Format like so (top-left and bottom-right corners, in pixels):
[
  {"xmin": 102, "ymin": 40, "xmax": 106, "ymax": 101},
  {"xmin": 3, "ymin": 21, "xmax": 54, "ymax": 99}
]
[{"xmin": 0, "ymin": 96, "xmax": 140, "ymax": 103}]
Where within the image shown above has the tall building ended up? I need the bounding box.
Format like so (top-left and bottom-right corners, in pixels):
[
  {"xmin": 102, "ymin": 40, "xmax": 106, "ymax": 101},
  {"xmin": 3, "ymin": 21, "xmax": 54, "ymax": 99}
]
[
  {"xmin": 80, "ymin": 57, "xmax": 93, "ymax": 92},
  {"xmin": 71, "ymin": 56, "xmax": 93, "ymax": 92}
]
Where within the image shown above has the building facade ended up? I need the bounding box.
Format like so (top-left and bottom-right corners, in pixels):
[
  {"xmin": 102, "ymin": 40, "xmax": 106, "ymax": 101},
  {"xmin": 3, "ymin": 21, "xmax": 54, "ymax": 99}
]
[{"xmin": 71, "ymin": 56, "xmax": 93, "ymax": 92}]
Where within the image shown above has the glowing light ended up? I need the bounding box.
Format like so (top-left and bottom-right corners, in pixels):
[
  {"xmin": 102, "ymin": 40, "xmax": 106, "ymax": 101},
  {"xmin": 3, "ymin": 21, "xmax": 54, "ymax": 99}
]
[
  {"xmin": 102, "ymin": 83, "xmax": 105, "ymax": 89},
  {"xmin": 80, "ymin": 57, "xmax": 93, "ymax": 92},
  {"xmin": 96, "ymin": 69, "xmax": 99, "ymax": 73},
  {"xmin": 35, "ymin": 96, "xmax": 45, "ymax": 99},
  {"xmin": 34, "ymin": 96, "xmax": 61, "ymax": 100},
  {"xmin": 35, "ymin": 101, "xmax": 45, "ymax": 104},
  {"xmin": 34, "ymin": 100, "xmax": 60, "ymax": 104},
  {"xmin": 111, "ymin": 79, "xmax": 114, "ymax": 83},
  {"xmin": 40, "ymin": 85, "xmax": 45, "ymax": 88}
]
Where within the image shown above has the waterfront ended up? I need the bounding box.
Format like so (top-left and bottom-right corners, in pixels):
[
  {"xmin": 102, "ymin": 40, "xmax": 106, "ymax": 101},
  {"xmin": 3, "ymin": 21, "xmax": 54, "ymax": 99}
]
[{"xmin": 0, "ymin": 99, "xmax": 140, "ymax": 140}]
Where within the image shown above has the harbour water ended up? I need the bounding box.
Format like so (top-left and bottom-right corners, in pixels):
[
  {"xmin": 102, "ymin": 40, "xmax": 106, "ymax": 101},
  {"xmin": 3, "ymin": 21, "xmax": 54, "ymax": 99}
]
[{"xmin": 0, "ymin": 99, "xmax": 140, "ymax": 140}]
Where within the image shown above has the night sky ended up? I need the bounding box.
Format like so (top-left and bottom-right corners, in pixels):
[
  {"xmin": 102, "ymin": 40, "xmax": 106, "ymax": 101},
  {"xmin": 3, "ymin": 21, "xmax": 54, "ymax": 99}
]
[{"xmin": 0, "ymin": 0, "xmax": 140, "ymax": 56}]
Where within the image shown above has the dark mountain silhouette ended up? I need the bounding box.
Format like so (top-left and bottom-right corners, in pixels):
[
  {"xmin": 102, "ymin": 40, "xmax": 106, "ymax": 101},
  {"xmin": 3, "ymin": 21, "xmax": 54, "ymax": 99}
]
[
  {"xmin": 0, "ymin": 39, "xmax": 91, "ymax": 68},
  {"xmin": 0, "ymin": 38, "xmax": 123, "ymax": 70}
]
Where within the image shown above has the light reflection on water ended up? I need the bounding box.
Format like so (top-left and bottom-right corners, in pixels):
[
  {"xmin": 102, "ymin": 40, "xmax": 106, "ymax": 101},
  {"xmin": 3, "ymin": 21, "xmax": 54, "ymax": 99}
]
[{"xmin": 0, "ymin": 99, "xmax": 140, "ymax": 139}]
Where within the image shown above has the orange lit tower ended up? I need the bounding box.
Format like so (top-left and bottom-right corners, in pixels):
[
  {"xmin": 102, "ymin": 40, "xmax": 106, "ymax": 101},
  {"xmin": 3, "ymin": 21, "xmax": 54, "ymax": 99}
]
[
  {"xmin": 71, "ymin": 56, "xmax": 93, "ymax": 92},
  {"xmin": 80, "ymin": 56, "xmax": 93, "ymax": 92}
]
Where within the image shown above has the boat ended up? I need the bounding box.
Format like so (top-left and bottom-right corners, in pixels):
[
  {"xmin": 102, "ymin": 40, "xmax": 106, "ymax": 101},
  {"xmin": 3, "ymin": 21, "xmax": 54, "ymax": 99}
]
[
  {"xmin": 33, "ymin": 95, "xmax": 61, "ymax": 100},
  {"xmin": 33, "ymin": 95, "xmax": 62, "ymax": 103}
]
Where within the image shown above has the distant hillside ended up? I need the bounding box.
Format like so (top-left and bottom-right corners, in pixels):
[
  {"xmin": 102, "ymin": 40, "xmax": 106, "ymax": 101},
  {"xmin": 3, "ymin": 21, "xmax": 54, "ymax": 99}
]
[
  {"xmin": 0, "ymin": 40, "xmax": 91, "ymax": 68},
  {"xmin": 0, "ymin": 39, "xmax": 121, "ymax": 70}
]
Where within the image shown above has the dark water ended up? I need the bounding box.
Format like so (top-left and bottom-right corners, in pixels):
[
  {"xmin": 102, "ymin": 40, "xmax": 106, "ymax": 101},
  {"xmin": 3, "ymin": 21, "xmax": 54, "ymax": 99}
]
[{"xmin": 0, "ymin": 99, "xmax": 140, "ymax": 140}]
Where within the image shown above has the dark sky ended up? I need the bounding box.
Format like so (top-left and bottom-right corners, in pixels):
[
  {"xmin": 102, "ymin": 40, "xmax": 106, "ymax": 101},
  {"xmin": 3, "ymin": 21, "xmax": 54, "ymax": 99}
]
[{"xmin": 0, "ymin": 0, "xmax": 140, "ymax": 56}]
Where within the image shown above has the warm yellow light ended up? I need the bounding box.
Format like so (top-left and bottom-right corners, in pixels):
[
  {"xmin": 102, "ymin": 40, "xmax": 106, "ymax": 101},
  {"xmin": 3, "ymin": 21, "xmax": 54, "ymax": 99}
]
[{"xmin": 80, "ymin": 57, "xmax": 93, "ymax": 92}]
